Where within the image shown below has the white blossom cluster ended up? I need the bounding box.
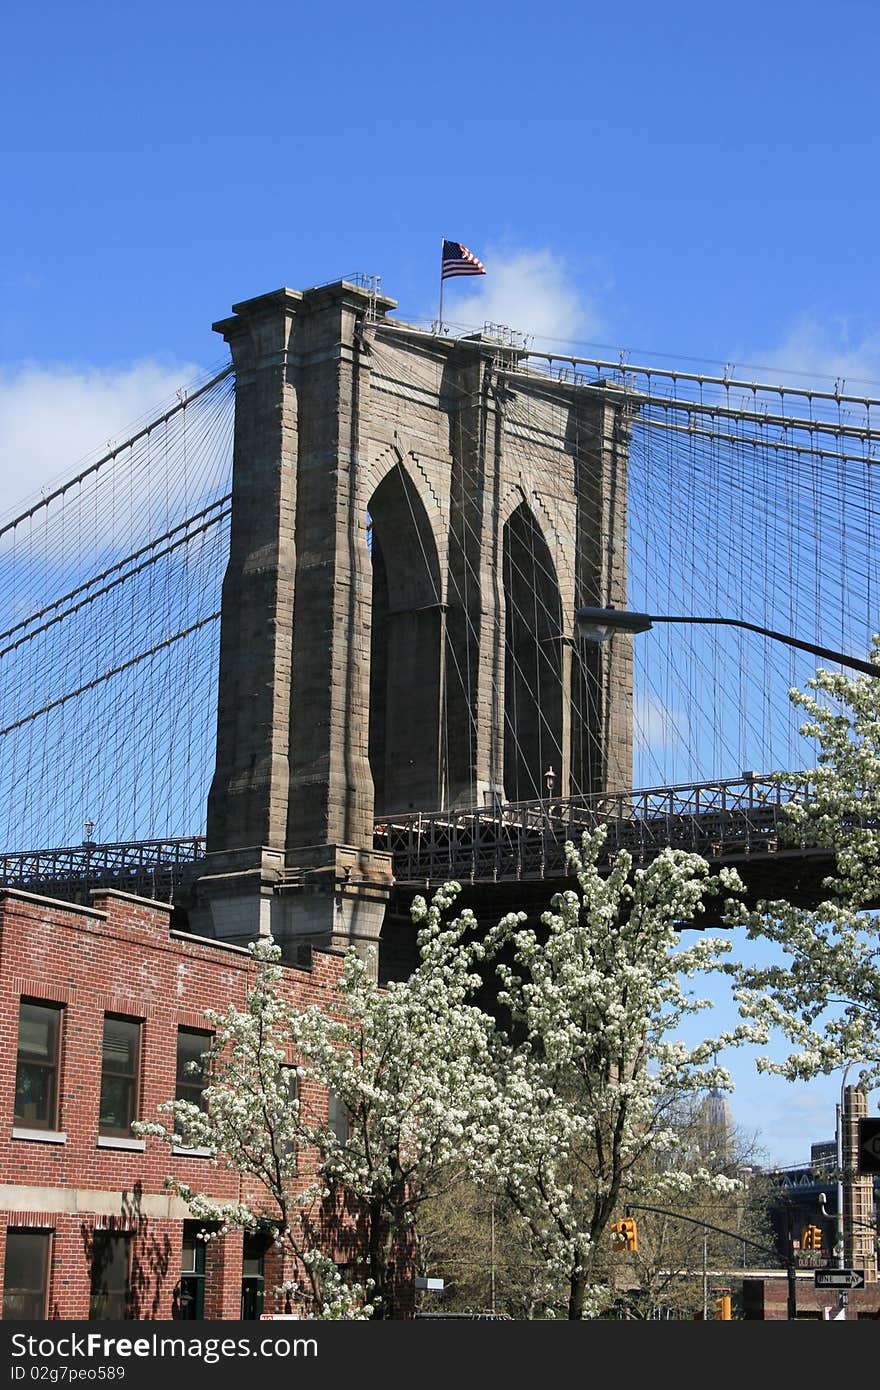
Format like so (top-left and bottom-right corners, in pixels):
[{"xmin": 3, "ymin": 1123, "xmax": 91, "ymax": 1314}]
[
  {"xmin": 135, "ymin": 889, "xmax": 498, "ymax": 1319},
  {"xmin": 727, "ymin": 639, "xmax": 880, "ymax": 1088},
  {"xmin": 460, "ymin": 827, "xmax": 759, "ymax": 1318},
  {"xmin": 135, "ymin": 829, "xmax": 774, "ymax": 1318}
]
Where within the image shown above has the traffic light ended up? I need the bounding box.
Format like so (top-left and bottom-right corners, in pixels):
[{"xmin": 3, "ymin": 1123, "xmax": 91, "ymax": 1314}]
[
  {"xmin": 715, "ymin": 1294, "xmax": 732, "ymax": 1320},
  {"xmin": 610, "ymin": 1217, "xmax": 638, "ymax": 1252},
  {"xmin": 802, "ymin": 1224, "xmax": 823, "ymax": 1251}
]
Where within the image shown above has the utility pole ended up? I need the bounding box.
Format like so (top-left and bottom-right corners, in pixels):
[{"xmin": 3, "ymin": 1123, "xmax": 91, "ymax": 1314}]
[
  {"xmin": 490, "ymin": 1198, "xmax": 496, "ymax": 1316},
  {"xmin": 785, "ymin": 1206, "xmax": 798, "ymax": 1322}
]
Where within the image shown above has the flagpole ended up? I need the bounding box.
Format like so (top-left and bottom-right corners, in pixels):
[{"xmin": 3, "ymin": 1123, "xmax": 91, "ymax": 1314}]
[{"xmin": 438, "ymin": 239, "xmax": 445, "ymax": 333}]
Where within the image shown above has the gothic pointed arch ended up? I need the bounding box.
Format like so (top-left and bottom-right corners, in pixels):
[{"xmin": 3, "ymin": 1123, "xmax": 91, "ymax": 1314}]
[
  {"xmin": 368, "ymin": 459, "xmax": 445, "ymax": 815},
  {"xmin": 502, "ymin": 500, "xmax": 564, "ymax": 803}
]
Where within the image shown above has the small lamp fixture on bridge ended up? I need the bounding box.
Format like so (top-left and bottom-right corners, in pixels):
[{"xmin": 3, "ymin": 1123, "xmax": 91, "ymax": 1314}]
[
  {"xmin": 83, "ymin": 817, "xmax": 95, "ymax": 844},
  {"xmin": 574, "ymin": 606, "xmax": 880, "ymax": 679},
  {"xmin": 544, "ymin": 765, "xmax": 556, "ymax": 797}
]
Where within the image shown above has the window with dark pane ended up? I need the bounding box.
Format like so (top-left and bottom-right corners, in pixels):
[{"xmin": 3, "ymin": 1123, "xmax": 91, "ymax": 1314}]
[
  {"xmin": 328, "ymin": 1089, "xmax": 352, "ymax": 1143},
  {"xmin": 176, "ymin": 1029, "xmax": 212, "ymax": 1109},
  {"xmin": 178, "ymin": 1222, "xmax": 206, "ymax": 1320},
  {"xmin": 89, "ymin": 1233, "xmax": 130, "ymax": 1320},
  {"xmin": 99, "ymin": 1015, "xmax": 141, "ymax": 1136},
  {"xmin": 281, "ymin": 1065, "xmax": 298, "ymax": 1162},
  {"xmin": 14, "ymin": 1000, "xmax": 62, "ymax": 1129},
  {"xmin": 2, "ymin": 1230, "xmax": 51, "ymax": 1319}
]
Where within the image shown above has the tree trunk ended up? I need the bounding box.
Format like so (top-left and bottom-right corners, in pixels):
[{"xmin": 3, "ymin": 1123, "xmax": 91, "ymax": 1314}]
[
  {"xmin": 568, "ymin": 1273, "xmax": 586, "ymax": 1320},
  {"xmin": 367, "ymin": 1204, "xmax": 390, "ymax": 1319}
]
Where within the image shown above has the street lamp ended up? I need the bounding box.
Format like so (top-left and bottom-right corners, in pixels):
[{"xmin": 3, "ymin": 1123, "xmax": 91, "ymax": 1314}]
[
  {"xmin": 810, "ymin": 1068, "xmax": 856, "ymax": 1318},
  {"xmin": 575, "ymin": 607, "xmax": 880, "ymax": 678},
  {"xmin": 837, "ymin": 1063, "xmax": 853, "ymax": 1279}
]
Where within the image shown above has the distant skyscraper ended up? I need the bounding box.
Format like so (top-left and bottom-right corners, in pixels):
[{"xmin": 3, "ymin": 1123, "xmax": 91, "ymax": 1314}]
[{"xmin": 696, "ymin": 1088, "xmax": 735, "ymax": 1162}]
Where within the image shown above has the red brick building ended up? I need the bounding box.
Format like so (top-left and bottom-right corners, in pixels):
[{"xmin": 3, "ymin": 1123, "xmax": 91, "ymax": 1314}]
[
  {"xmin": 0, "ymin": 886, "xmax": 369, "ymax": 1321},
  {"xmin": 742, "ymin": 1275, "xmax": 880, "ymax": 1319}
]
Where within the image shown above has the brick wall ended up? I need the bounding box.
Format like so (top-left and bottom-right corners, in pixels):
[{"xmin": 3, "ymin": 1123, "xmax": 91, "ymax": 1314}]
[
  {"xmin": 0, "ymin": 887, "xmax": 387, "ymax": 1321},
  {"xmin": 743, "ymin": 1276, "xmax": 880, "ymax": 1319}
]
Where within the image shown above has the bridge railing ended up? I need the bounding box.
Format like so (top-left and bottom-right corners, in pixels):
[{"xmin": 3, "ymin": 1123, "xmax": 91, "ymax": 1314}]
[
  {"xmin": 0, "ymin": 776, "xmax": 822, "ymax": 900},
  {"xmin": 373, "ymin": 775, "xmax": 814, "ymax": 885},
  {"xmin": 0, "ymin": 836, "xmax": 206, "ymax": 904}
]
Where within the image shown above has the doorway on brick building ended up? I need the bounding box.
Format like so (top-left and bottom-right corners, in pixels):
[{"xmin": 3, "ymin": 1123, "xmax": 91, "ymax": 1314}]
[
  {"xmin": 89, "ymin": 1232, "xmax": 131, "ymax": 1320},
  {"xmin": 240, "ymin": 1232, "xmax": 266, "ymax": 1320}
]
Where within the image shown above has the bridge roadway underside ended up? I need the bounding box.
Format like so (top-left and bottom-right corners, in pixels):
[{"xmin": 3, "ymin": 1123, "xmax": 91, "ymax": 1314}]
[{"xmin": 376, "ymin": 845, "xmax": 843, "ymax": 983}]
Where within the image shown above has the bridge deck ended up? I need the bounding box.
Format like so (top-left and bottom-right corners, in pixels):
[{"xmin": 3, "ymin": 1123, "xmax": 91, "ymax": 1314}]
[
  {"xmin": 376, "ymin": 775, "xmax": 815, "ymax": 887},
  {"xmin": 0, "ymin": 776, "xmax": 830, "ymax": 908}
]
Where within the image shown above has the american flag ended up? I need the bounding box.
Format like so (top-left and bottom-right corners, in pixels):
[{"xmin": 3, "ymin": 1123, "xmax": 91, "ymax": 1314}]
[{"xmin": 441, "ymin": 239, "xmax": 486, "ymax": 280}]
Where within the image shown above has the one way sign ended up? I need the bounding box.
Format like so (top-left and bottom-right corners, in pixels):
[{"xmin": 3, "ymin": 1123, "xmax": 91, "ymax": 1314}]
[
  {"xmin": 857, "ymin": 1117, "xmax": 880, "ymax": 1174},
  {"xmin": 815, "ymin": 1269, "xmax": 866, "ymax": 1289}
]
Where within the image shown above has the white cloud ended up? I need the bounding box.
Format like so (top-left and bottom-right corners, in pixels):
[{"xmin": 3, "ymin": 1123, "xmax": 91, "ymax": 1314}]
[
  {"xmin": 0, "ymin": 359, "xmax": 203, "ymax": 526},
  {"xmin": 747, "ymin": 314, "xmax": 880, "ymax": 393},
  {"xmin": 439, "ymin": 248, "xmax": 600, "ymax": 349},
  {"xmin": 635, "ymin": 689, "xmax": 679, "ymax": 749}
]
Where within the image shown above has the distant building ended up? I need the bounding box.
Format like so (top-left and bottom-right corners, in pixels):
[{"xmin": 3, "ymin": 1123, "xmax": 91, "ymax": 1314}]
[
  {"xmin": 696, "ymin": 1088, "xmax": 736, "ymax": 1163},
  {"xmin": 809, "ymin": 1140, "xmax": 836, "ymax": 1172}
]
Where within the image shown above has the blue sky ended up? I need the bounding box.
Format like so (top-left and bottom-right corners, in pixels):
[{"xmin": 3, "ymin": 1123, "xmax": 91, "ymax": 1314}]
[{"xmin": 2, "ymin": 0, "xmax": 879, "ymax": 1166}]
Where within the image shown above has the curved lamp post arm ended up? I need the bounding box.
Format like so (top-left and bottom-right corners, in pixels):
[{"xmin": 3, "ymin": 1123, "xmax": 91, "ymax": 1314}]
[
  {"xmin": 624, "ymin": 1199, "xmax": 799, "ymax": 1320},
  {"xmin": 818, "ymin": 1195, "xmax": 878, "ymax": 1234},
  {"xmin": 623, "ymin": 1201, "xmax": 778, "ymax": 1261},
  {"xmin": 574, "ymin": 607, "xmax": 880, "ymax": 679}
]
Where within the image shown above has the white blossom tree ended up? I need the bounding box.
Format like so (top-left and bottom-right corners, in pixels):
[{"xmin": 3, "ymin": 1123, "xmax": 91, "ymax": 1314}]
[
  {"xmin": 136, "ymin": 939, "xmax": 371, "ymax": 1319},
  {"xmin": 138, "ymin": 832, "xmax": 776, "ymax": 1321},
  {"xmin": 136, "ymin": 882, "xmax": 498, "ymax": 1319},
  {"xmin": 465, "ymin": 828, "xmax": 762, "ymax": 1319},
  {"xmin": 728, "ymin": 641, "xmax": 880, "ymax": 1087}
]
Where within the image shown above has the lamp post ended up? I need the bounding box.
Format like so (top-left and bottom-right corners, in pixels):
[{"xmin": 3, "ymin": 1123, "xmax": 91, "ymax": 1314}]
[
  {"xmin": 574, "ymin": 607, "xmax": 880, "ymax": 678},
  {"xmin": 585, "ymin": 607, "xmax": 879, "ymax": 1317},
  {"xmin": 543, "ymin": 766, "xmax": 557, "ymax": 832},
  {"xmin": 837, "ymin": 1064, "xmax": 853, "ymax": 1269},
  {"xmin": 834, "ymin": 1063, "xmax": 853, "ymax": 1317}
]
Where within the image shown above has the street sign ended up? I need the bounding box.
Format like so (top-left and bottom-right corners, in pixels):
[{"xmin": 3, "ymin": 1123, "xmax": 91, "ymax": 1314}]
[
  {"xmin": 814, "ymin": 1269, "xmax": 865, "ymax": 1289},
  {"xmin": 857, "ymin": 1117, "xmax": 880, "ymax": 1174}
]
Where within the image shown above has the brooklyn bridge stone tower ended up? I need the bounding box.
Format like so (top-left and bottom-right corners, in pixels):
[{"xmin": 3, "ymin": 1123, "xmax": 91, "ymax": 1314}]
[{"xmin": 188, "ymin": 279, "xmax": 634, "ymax": 970}]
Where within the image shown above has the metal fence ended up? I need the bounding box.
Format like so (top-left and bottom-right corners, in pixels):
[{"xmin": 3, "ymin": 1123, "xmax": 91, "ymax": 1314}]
[{"xmin": 374, "ymin": 775, "xmax": 813, "ymax": 886}]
